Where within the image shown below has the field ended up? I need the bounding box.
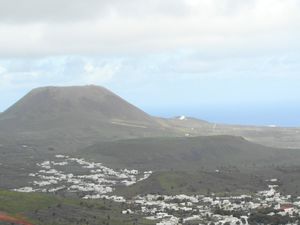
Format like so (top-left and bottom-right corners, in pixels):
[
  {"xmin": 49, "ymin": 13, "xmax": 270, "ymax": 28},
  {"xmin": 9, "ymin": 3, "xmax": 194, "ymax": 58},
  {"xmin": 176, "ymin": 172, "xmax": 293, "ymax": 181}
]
[{"xmin": 0, "ymin": 189, "xmax": 155, "ymax": 225}]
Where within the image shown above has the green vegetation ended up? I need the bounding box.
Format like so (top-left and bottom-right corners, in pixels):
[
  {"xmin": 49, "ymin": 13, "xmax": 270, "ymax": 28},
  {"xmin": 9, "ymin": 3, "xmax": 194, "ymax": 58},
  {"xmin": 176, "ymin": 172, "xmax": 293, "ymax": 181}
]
[
  {"xmin": 0, "ymin": 189, "xmax": 58, "ymax": 214},
  {"xmin": 0, "ymin": 189, "xmax": 155, "ymax": 225},
  {"xmin": 83, "ymin": 135, "xmax": 300, "ymax": 172},
  {"xmin": 116, "ymin": 170, "xmax": 262, "ymax": 197}
]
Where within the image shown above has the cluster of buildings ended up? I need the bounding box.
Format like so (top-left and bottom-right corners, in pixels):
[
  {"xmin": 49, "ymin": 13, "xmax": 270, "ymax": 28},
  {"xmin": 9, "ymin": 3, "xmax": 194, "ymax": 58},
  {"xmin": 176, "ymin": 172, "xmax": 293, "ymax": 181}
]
[
  {"xmin": 13, "ymin": 155, "xmax": 300, "ymax": 225},
  {"xmin": 123, "ymin": 183, "xmax": 300, "ymax": 225},
  {"xmin": 13, "ymin": 154, "xmax": 152, "ymax": 195}
]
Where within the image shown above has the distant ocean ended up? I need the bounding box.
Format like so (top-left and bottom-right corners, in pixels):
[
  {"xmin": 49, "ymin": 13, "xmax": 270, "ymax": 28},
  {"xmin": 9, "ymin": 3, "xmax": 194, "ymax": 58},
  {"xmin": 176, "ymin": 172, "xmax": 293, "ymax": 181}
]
[{"xmin": 147, "ymin": 104, "xmax": 300, "ymax": 127}]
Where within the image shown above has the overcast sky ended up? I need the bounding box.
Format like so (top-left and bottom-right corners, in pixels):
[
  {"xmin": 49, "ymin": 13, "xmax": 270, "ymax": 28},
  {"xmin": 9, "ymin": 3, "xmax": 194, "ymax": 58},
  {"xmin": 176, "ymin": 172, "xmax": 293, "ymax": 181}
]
[{"xmin": 0, "ymin": 0, "xmax": 299, "ymax": 126}]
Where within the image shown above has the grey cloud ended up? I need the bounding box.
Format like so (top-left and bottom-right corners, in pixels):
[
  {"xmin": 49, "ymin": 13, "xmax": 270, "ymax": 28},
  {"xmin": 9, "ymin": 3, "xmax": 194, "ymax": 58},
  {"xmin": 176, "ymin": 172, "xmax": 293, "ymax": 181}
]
[
  {"xmin": 0, "ymin": 0, "xmax": 112, "ymax": 23},
  {"xmin": 0, "ymin": 0, "xmax": 299, "ymax": 57},
  {"xmin": 0, "ymin": 0, "xmax": 188, "ymax": 23}
]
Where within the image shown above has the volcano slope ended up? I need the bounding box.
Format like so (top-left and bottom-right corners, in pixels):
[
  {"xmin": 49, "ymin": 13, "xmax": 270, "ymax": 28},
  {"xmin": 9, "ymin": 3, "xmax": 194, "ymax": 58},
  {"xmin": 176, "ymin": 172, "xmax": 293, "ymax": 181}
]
[{"xmin": 0, "ymin": 85, "xmax": 175, "ymax": 153}]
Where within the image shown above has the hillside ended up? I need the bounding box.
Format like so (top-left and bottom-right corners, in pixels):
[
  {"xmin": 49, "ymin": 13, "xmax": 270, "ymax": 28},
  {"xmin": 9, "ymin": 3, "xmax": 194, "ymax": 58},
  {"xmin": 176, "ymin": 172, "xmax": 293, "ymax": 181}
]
[
  {"xmin": 0, "ymin": 86, "xmax": 175, "ymax": 152},
  {"xmin": 78, "ymin": 135, "xmax": 300, "ymax": 196},
  {"xmin": 81, "ymin": 135, "xmax": 300, "ymax": 171},
  {"xmin": 0, "ymin": 189, "xmax": 154, "ymax": 225},
  {"xmin": 1, "ymin": 85, "xmax": 153, "ymax": 123}
]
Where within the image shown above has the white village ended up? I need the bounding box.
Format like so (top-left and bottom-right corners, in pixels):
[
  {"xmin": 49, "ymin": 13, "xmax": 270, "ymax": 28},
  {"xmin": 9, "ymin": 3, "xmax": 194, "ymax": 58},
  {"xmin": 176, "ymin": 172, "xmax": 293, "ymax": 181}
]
[{"xmin": 13, "ymin": 155, "xmax": 300, "ymax": 225}]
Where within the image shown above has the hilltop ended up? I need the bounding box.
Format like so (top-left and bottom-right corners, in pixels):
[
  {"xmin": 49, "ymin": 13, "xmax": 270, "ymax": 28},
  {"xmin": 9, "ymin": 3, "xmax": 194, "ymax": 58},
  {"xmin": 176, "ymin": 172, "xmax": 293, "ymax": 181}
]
[{"xmin": 0, "ymin": 85, "xmax": 174, "ymax": 151}]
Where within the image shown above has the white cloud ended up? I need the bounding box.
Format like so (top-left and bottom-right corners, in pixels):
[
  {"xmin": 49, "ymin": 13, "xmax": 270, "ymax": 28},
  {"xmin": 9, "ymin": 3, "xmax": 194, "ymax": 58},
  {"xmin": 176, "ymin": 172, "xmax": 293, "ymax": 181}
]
[
  {"xmin": 83, "ymin": 61, "xmax": 121, "ymax": 83},
  {"xmin": 0, "ymin": 0, "xmax": 299, "ymax": 56},
  {"xmin": 0, "ymin": 56, "xmax": 124, "ymax": 91}
]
